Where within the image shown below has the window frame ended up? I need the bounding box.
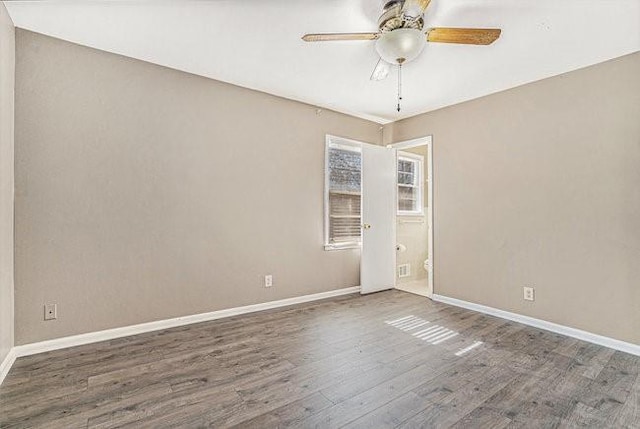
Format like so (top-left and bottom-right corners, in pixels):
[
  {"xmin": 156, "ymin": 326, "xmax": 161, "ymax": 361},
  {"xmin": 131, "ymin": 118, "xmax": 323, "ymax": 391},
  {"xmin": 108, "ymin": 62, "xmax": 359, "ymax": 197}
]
[
  {"xmin": 397, "ymin": 151, "xmax": 424, "ymax": 216},
  {"xmin": 324, "ymin": 135, "xmax": 363, "ymax": 251}
]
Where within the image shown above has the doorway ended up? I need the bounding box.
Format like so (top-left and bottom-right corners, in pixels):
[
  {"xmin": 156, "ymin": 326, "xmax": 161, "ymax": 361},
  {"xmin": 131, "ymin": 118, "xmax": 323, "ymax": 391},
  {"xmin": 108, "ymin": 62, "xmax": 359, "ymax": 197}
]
[
  {"xmin": 388, "ymin": 136, "xmax": 433, "ymax": 297},
  {"xmin": 325, "ymin": 134, "xmax": 432, "ymax": 297}
]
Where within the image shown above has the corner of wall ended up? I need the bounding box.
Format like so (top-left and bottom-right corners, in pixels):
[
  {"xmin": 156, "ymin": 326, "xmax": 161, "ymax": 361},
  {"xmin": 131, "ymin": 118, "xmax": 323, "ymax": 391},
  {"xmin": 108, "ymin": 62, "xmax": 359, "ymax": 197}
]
[
  {"xmin": 0, "ymin": 0, "xmax": 16, "ymax": 379},
  {"xmin": 382, "ymin": 122, "xmax": 395, "ymax": 145}
]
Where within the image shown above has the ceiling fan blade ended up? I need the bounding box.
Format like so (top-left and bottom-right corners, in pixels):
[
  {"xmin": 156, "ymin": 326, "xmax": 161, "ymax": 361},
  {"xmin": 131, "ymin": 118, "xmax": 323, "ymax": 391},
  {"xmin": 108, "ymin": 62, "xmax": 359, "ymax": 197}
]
[
  {"xmin": 302, "ymin": 33, "xmax": 380, "ymax": 42},
  {"xmin": 402, "ymin": 0, "xmax": 432, "ymax": 18},
  {"xmin": 427, "ymin": 28, "xmax": 501, "ymax": 45},
  {"xmin": 370, "ymin": 58, "xmax": 391, "ymax": 81}
]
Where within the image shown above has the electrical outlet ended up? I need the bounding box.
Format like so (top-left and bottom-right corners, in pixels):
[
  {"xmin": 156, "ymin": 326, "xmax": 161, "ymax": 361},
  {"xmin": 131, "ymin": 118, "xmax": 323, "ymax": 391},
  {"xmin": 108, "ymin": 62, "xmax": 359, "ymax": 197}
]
[
  {"xmin": 264, "ymin": 275, "xmax": 273, "ymax": 288},
  {"xmin": 523, "ymin": 286, "xmax": 535, "ymax": 301},
  {"xmin": 44, "ymin": 303, "xmax": 57, "ymax": 320}
]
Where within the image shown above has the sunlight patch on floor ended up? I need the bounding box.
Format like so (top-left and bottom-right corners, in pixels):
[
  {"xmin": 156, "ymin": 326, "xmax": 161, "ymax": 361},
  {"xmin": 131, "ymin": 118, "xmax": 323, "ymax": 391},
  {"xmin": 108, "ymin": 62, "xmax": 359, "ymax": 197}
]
[
  {"xmin": 454, "ymin": 341, "xmax": 484, "ymax": 356},
  {"xmin": 385, "ymin": 315, "xmax": 458, "ymax": 345}
]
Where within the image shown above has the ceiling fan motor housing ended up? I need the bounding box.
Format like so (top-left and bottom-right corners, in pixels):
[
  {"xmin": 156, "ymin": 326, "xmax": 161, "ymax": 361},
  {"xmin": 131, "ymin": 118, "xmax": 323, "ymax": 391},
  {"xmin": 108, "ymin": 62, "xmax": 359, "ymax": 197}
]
[{"xmin": 379, "ymin": 0, "xmax": 424, "ymax": 33}]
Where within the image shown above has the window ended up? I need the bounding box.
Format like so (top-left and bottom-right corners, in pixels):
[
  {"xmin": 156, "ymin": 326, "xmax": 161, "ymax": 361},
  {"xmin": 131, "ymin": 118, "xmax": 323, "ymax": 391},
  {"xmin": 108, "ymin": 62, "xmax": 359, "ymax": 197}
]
[
  {"xmin": 397, "ymin": 152, "xmax": 423, "ymax": 215},
  {"xmin": 325, "ymin": 137, "xmax": 362, "ymax": 250}
]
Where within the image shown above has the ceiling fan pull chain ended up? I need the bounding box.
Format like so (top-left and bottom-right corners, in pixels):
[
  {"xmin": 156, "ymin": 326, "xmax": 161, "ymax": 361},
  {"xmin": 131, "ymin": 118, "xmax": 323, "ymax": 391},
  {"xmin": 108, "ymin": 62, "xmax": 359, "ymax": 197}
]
[{"xmin": 397, "ymin": 62, "xmax": 403, "ymax": 112}]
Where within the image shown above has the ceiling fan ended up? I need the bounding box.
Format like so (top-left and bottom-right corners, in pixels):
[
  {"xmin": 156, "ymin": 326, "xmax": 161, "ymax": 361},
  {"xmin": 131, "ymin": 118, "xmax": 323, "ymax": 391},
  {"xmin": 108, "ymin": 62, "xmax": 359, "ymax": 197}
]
[{"xmin": 302, "ymin": 0, "xmax": 501, "ymax": 111}]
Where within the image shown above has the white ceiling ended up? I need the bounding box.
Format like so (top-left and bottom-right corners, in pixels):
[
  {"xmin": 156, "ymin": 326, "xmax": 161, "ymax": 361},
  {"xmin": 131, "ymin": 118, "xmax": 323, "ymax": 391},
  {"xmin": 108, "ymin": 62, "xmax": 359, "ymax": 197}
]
[{"xmin": 4, "ymin": 0, "xmax": 640, "ymax": 124}]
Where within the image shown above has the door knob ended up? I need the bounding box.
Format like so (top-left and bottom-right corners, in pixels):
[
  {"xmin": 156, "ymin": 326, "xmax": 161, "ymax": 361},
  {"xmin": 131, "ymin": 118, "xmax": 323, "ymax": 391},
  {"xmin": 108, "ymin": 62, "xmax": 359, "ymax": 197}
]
[{"xmin": 362, "ymin": 223, "xmax": 372, "ymax": 230}]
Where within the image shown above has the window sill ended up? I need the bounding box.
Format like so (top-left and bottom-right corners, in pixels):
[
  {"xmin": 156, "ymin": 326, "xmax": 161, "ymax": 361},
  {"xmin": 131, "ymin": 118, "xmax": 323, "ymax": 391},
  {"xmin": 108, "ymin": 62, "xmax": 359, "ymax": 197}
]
[
  {"xmin": 324, "ymin": 243, "xmax": 361, "ymax": 251},
  {"xmin": 398, "ymin": 212, "xmax": 425, "ymax": 217}
]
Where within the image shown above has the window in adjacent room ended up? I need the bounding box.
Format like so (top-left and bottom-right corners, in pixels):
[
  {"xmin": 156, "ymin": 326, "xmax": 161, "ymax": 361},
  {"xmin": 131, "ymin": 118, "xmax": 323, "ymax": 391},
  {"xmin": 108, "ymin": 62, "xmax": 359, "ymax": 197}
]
[
  {"xmin": 325, "ymin": 136, "xmax": 362, "ymax": 250},
  {"xmin": 397, "ymin": 152, "xmax": 424, "ymax": 215}
]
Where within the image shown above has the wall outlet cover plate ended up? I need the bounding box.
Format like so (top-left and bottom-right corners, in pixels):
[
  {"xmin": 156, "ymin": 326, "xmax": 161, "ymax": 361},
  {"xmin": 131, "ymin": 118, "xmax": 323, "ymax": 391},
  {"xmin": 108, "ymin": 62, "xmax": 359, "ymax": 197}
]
[
  {"xmin": 44, "ymin": 303, "xmax": 57, "ymax": 320},
  {"xmin": 523, "ymin": 287, "xmax": 535, "ymax": 301}
]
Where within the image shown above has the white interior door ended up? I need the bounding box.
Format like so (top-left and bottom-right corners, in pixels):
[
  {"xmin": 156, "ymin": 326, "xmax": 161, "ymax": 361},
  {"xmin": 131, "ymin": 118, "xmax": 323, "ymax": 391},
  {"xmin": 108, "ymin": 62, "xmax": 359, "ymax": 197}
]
[{"xmin": 361, "ymin": 144, "xmax": 397, "ymax": 294}]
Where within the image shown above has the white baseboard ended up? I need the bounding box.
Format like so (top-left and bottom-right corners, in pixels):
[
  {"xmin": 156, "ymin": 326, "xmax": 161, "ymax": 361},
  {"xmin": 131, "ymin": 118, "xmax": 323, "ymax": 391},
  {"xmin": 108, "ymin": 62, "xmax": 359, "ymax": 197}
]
[
  {"xmin": 10, "ymin": 286, "xmax": 360, "ymax": 361},
  {"xmin": 432, "ymin": 294, "xmax": 640, "ymax": 357},
  {"xmin": 0, "ymin": 347, "xmax": 17, "ymax": 386}
]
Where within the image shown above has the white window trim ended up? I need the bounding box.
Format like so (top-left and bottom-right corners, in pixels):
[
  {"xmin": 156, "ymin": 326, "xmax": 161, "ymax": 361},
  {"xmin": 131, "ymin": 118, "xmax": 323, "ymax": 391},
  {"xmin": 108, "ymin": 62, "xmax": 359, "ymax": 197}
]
[
  {"xmin": 397, "ymin": 151, "xmax": 424, "ymax": 217},
  {"xmin": 324, "ymin": 135, "xmax": 363, "ymax": 251}
]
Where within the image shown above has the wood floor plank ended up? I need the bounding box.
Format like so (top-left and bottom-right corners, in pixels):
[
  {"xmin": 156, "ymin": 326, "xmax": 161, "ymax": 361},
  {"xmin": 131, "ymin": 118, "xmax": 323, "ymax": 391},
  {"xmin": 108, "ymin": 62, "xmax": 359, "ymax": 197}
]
[
  {"xmin": 397, "ymin": 362, "xmax": 517, "ymax": 428},
  {"xmin": 562, "ymin": 401, "xmax": 613, "ymax": 427},
  {"xmin": 319, "ymin": 342, "xmax": 451, "ymax": 405},
  {"xmin": 450, "ymin": 407, "xmax": 511, "ymax": 428},
  {"xmin": 341, "ymin": 391, "xmax": 429, "ymax": 429},
  {"xmin": 0, "ymin": 290, "xmax": 638, "ymax": 429},
  {"xmin": 612, "ymin": 373, "xmax": 640, "ymax": 428},
  {"xmin": 226, "ymin": 392, "xmax": 334, "ymax": 428},
  {"xmin": 297, "ymin": 361, "xmax": 448, "ymax": 428}
]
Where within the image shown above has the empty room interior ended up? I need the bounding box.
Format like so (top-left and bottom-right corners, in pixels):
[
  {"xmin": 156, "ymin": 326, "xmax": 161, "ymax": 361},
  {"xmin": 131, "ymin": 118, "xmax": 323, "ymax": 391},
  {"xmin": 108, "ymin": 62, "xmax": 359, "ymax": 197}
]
[{"xmin": 1, "ymin": 0, "xmax": 639, "ymax": 427}]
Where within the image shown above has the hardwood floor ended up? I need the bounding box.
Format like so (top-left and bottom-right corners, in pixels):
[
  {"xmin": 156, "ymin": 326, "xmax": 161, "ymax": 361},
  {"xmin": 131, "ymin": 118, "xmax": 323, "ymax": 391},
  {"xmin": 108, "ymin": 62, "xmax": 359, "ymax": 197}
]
[{"xmin": 1, "ymin": 290, "xmax": 638, "ymax": 428}]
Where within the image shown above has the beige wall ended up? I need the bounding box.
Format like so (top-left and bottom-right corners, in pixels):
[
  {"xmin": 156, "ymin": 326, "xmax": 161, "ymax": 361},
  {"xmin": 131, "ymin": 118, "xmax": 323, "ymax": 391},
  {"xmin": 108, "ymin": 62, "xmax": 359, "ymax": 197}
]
[
  {"xmin": 12, "ymin": 28, "xmax": 640, "ymax": 347},
  {"xmin": 392, "ymin": 52, "xmax": 640, "ymax": 344},
  {"xmin": 14, "ymin": 30, "xmax": 381, "ymax": 345},
  {"xmin": 0, "ymin": 4, "xmax": 15, "ymax": 363}
]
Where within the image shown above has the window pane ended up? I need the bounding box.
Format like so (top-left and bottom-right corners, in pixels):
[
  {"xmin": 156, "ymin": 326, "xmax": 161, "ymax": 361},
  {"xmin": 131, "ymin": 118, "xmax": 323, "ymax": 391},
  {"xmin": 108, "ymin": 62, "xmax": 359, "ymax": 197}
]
[
  {"xmin": 329, "ymin": 193, "xmax": 361, "ymax": 216},
  {"xmin": 326, "ymin": 143, "xmax": 362, "ymax": 246},
  {"xmin": 397, "ymin": 159, "xmax": 416, "ymax": 185},
  {"xmin": 398, "ymin": 159, "xmax": 414, "ymax": 173},
  {"xmin": 397, "ymin": 154, "xmax": 422, "ymax": 214},
  {"xmin": 330, "ymin": 216, "xmax": 361, "ymax": 243},
  {"xmin": 398, "ymin": 186, "xmax": 418, "ymax": 212},
  {"xmin": 398, "ymin": 171, "xmax": 414, "ymax": 185},
  {"xmin": 329, "ymin": 148, "xmax": 361, "ymax": 193}
]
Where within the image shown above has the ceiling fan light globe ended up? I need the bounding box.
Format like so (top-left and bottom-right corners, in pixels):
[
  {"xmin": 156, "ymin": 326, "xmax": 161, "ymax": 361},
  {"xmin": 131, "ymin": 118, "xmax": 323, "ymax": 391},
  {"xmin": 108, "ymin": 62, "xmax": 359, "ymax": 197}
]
[{"xmin": 375, "ymin": 28, "xmax": 425, "ymax": 65}]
